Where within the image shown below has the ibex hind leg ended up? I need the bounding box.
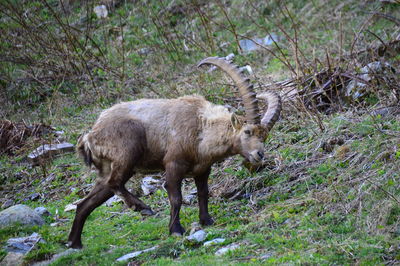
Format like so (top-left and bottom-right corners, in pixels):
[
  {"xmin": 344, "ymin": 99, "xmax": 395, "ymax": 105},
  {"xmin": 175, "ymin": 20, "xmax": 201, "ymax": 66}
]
[
  {"xmin": 105, "ymin": 160, "xmax": 154, "ymax": 215},
  {"xmin": 104, "ymin": 118, "xmax": 154, "ymax": 215},
  {"xmin": 67, "ymin": 182, "xmax": 114, "ymax": 249},
  {"xmin": 116, "ymin": 186, "xmax": 155, "ymax": 216}
]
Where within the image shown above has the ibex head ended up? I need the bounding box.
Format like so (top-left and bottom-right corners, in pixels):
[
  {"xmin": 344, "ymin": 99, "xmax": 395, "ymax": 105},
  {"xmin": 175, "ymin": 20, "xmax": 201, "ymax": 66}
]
[{"xmin": 198, "ymin": 57, "xmax": 282, "ymax": 164}]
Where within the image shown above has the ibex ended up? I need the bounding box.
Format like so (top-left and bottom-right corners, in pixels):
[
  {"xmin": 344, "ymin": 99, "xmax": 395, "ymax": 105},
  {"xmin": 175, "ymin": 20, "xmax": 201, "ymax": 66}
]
[{"xmin": 67, "ymin": 57, "xmax": 281, "ymax": 248}]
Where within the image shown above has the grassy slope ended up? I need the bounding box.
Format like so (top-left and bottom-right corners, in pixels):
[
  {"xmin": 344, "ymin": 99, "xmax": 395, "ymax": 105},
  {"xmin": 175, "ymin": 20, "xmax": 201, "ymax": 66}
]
[{"xmin": 0, "ymin": 0, "xmax": 399, "ymax": 265}]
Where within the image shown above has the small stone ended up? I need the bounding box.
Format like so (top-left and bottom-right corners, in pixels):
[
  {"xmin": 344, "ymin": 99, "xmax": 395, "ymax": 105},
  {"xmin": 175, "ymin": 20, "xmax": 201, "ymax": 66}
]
[
  {"xmin": 0, "ymin": 205, "xmax": 44, "ymax": 228},
  {"xmin": 27, "ymin": 142, "xmax": 75, "ymax": 166},
  {"xmin": 239, "ymin": 65, "xmax": 253, "ymax": 75},
  {"xmin": 183, "ymin": 188, "xmax": 198, "ymax": 205},
  {"xmin": 64, "ymin": 199, "xmax": 82, "ymax": 212},
  {"xmin": 225, "ymin": 53, "xmax": 235, "ymax": 61},
  {"xmin": 186, "ymin": 230, "xmax": 207, "ymax": 243},
  {"xmin": 204, "ymin": 238, "xmax": 225, "ymax": 246},
  {"xmin": 141, "ymin": 176, "xmax": 163, "ymax": 196},
  {"xmin": 64, "ymin": 204, "xmax": 77, "ymax": 212},
  {"xmin": 116, "ymin": 246, "xmax": 158, "ymax": 262},
  {"xmin": 54, "ymin": 130, "xmax": 64, "ymax": 137},
  {"xmin": 34, "ymin": 207, "xmax": 51, "ymax": 217},
  {"xmin": 215, "ymin": 243, "xmax": 240, "ymax": 256},
  {"xmin": 105, "ymin": 195, "xmax": 123, "ymax": 207}
]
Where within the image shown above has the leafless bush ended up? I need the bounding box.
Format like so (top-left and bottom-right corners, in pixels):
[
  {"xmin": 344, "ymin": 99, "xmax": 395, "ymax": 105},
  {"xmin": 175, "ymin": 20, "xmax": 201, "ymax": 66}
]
[{"xmin": 0, "ymin": 0, "xmax": 124, "ymax": 109}]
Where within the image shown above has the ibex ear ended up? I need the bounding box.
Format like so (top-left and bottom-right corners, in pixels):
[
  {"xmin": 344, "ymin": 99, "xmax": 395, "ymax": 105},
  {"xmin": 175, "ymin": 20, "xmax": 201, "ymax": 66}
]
[{"xmin": 230, "ymin": 114, "xmax": 242, "ymax": 130}]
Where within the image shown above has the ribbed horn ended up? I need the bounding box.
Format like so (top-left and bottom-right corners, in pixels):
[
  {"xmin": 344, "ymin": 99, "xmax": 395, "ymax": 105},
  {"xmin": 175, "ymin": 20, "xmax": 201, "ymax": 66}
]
[
  {"xmin": 256, "ymin": 91, "xmax": 282, "ymax": 133},
  {"xmin": 197, "ymin": 57, "xmax": 260, "ymax": 124}
]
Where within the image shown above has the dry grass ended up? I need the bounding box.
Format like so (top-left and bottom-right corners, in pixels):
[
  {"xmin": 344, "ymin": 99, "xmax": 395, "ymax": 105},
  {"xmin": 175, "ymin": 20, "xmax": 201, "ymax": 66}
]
[{"xmin": 0, "ymin": 120, "xmax": 55, "ymax": 155}]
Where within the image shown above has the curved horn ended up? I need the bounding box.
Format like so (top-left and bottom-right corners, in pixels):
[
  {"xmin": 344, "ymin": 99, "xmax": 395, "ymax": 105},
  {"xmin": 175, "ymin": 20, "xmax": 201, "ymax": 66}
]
[
  {"xmin": 256, "ymin": 91, "xmax": 282, "ymax": 133},
  {"xmin": 198, "ymin": 57, "xmax": 260, "ymax": 124}
]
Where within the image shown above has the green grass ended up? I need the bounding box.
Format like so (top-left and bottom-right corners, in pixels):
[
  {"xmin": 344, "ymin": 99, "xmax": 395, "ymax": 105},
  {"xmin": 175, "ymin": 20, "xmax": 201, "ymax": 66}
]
[
  {"xmin": 1, "ymin": 111, "xmax": 399, "ymax": 265},
  {"xmin": 1, "ymin": 94, "xmax": 399, "ymax": 265}
]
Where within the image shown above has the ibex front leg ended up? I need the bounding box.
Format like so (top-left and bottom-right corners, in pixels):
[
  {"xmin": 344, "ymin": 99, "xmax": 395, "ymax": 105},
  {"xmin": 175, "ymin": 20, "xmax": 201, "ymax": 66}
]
[
  {"xmin": 164, "ymin": 161, "xmax": 187, "ymax": 235},
  {"xmin": 194, "ymin": 168, "xmax": 214, "ymax": 226}
]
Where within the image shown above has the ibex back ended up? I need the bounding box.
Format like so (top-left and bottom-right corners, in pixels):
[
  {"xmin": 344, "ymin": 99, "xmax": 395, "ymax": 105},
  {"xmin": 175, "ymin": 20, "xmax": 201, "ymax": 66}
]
[{"xmin": 67, "ymin": 57, "xmax": 282, "ymax": 248}]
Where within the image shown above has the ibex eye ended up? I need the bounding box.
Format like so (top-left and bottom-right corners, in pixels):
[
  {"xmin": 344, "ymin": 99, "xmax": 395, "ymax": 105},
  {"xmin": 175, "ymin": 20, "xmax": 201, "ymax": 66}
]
[{"xmin": 244, "ymin": 130, "xmax": 251, "ymax": 134}]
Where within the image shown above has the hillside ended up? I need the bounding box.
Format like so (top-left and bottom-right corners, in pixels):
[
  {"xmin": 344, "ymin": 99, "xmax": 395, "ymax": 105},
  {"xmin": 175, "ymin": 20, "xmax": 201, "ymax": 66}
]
[{"xmin": 0, "ymin": 0, "xmax": 399, "ymax": 265}]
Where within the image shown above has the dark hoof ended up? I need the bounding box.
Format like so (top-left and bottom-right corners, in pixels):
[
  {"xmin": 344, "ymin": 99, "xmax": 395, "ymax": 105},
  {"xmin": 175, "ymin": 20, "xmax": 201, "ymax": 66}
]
[
  {"xmin": 140, "ymin": 209, "xmax": 155, "ymax": 216},
  {"xmin": 66, "ymin": 241, "xmax": 82, "ymax": 249},
  {"xmin": 170, "ymin": 224, "xmax": 185, "ymax": 236},
  {"xmin": 200, "ymin": 216, "xmax": 214, "ymax": 226}
]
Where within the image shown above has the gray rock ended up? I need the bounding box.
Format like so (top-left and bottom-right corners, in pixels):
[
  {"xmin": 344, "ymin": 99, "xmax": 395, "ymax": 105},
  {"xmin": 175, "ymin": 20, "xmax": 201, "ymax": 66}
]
[
  {"xmin": 186, "ymin": 230, "xmax": 207, "ymax": 243},
  {"xmin": 0, "ymin": 252, "xmax": 24, "ymax": 266},
  {"xmin": 27, "ymin": 142, "xmax": 74, "ymax": 166},
  {"xmin": 215, "ymin": 243, "xmax": 240, "ymax": 256},
  {"xmin": 6, "ymin": 232, "xmax": 44, "ymax": 254},
  {"xmin": 34, "ymin": 207, "xmax": 51, "ymax": 217},
  {"xmin": 0, "ymin": 204, "xmax": 44, "ymax": 227}
]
